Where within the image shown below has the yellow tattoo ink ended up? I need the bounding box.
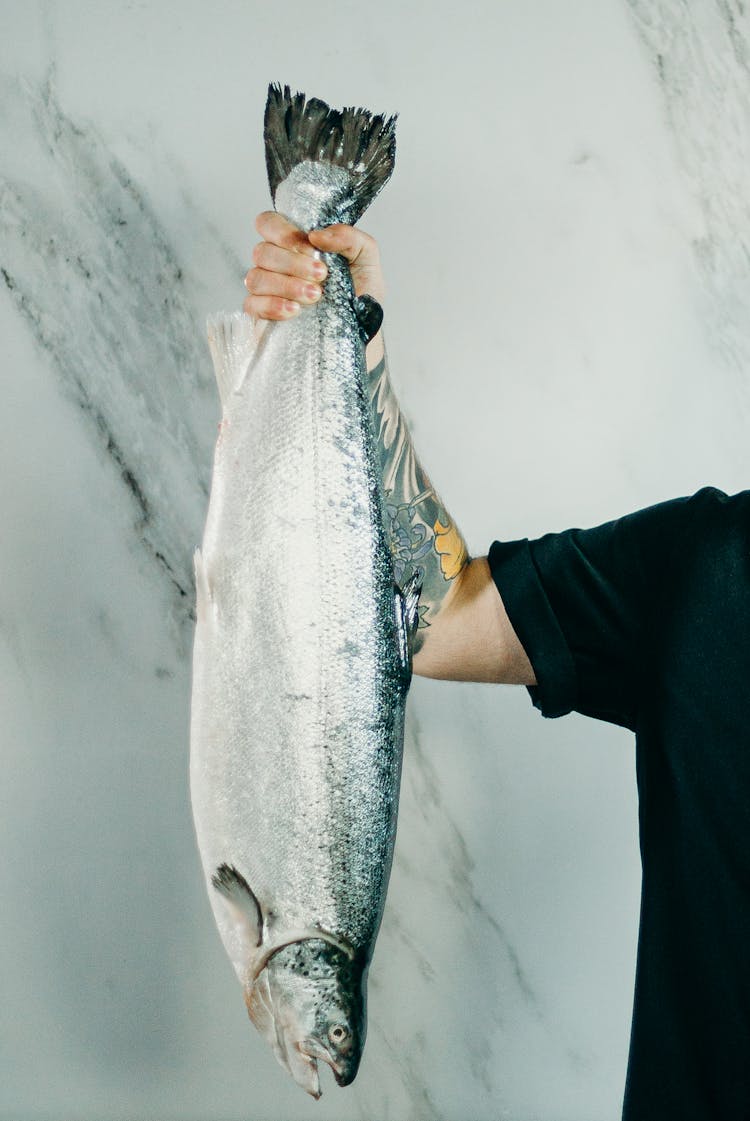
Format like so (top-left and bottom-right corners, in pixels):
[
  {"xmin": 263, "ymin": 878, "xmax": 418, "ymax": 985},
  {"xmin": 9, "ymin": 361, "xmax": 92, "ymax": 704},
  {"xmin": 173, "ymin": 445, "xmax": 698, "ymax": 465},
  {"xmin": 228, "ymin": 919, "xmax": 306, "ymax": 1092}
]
[{"xmin": 433, "ymin": 518, "xmax": 468, "ymax": 581}]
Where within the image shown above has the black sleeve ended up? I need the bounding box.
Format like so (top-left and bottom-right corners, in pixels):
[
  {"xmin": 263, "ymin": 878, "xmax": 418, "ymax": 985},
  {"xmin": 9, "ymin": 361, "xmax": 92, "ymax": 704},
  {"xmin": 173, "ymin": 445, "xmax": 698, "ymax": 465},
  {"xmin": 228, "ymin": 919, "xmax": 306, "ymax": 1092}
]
[{"xmin": 487, "ymin": 488, "xmax": 723, "ymax": 730}]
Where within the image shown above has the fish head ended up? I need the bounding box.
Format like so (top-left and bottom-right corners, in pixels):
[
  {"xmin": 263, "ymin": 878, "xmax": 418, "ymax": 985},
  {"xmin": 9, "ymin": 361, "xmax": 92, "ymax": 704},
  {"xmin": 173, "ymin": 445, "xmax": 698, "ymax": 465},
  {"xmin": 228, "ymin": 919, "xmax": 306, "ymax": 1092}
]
[{"xmin": 246, "ymin": 938, "xmax": 366, "ymax": 1097}]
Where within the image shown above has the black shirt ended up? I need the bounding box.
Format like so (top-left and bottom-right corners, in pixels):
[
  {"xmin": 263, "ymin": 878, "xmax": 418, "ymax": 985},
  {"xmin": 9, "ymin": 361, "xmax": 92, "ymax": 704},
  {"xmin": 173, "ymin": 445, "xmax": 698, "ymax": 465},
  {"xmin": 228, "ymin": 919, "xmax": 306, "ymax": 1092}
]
[{"xmin": 488, "ymin": 487, "xmax": 750, "ymax": 1121}]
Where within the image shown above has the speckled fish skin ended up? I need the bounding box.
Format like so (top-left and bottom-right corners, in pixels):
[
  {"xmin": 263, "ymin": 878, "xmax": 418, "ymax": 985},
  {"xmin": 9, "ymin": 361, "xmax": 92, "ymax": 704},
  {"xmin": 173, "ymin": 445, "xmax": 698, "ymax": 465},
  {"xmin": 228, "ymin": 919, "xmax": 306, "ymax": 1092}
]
[{"xmin": 190, "ymin": 86, "xmax": 414, "ymax": 1099}]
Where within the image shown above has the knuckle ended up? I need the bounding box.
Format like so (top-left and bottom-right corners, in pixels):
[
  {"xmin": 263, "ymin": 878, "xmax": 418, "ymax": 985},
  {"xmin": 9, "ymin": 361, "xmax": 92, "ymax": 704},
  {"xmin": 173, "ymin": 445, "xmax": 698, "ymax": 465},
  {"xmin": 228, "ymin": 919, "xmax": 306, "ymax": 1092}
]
[
  {"xmin": 270, "ymin": 296, "xmax": 291, "ymax": 317},
  {"xmin": 285, "ymin": 230, "xmax": 307, "ymax": 253},
  {"xmin": 331, "ymin": 224, "xmax": 352, "ymax": 244},
  {"xmin": 255, "ymin": 210, "xmax": 274, "ymax": 234}
]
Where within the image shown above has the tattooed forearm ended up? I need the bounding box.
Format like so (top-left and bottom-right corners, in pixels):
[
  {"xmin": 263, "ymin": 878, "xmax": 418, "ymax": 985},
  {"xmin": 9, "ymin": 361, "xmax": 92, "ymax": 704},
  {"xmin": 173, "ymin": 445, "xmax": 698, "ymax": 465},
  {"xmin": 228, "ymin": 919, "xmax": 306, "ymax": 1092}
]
[{"xmin": 366, "ymin": 349, "xmax": 469, "ymax": 649}]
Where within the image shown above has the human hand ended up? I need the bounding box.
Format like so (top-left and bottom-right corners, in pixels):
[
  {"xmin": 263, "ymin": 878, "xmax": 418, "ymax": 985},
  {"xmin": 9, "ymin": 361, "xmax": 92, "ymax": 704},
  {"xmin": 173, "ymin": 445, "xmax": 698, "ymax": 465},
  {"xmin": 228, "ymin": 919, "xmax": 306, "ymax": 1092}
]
[{"xmin": 244, "ymin": 212, "xmax": 386, "ymax": 322}]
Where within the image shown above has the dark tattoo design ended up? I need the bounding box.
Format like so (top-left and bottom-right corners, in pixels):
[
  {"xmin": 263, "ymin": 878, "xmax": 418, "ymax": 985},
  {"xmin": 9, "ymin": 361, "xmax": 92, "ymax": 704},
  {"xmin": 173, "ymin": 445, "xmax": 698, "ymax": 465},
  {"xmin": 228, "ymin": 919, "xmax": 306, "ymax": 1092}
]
[{"xmin": 366, "ymin": 350, "xmax": 469, "ymax": 648}]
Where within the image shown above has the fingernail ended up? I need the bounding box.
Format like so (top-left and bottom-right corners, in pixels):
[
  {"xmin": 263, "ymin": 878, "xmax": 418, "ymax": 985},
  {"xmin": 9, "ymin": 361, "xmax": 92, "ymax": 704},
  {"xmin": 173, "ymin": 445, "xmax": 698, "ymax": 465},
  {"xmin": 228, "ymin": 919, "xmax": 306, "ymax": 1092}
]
[
  {"xmin": 283, "ymin": 301, "xmax": 300, "ymax": 315},
  {"xmin": 304, "ymin": 284, "xmax": 321, "ymax": 301},
  {"xmin": 310, "ymin": 260, "xmax": 326, "ymax": 279}
]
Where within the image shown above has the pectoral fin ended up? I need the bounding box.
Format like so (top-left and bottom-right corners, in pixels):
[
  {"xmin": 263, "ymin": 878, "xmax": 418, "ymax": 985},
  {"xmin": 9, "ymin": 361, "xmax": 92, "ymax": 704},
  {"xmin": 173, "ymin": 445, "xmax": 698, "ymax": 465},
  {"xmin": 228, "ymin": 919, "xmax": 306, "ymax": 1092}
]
[{"xmin": 212, "ymin": 863, "xmax": 263, "ymax": 948}]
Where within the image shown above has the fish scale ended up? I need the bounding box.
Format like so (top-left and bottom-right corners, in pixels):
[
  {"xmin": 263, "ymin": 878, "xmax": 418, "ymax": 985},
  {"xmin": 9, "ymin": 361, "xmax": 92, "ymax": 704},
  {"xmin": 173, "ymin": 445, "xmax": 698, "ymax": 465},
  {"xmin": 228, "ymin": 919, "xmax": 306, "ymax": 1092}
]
[{"xmin": 190, "ymin": 84, "xmax": 417, "ymax": 1098}]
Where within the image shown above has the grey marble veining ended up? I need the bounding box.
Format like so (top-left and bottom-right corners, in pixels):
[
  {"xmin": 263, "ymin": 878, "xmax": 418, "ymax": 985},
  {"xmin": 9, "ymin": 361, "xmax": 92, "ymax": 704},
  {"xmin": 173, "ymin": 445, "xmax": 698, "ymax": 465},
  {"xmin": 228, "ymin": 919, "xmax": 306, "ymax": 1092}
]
[
  {"xmin": 627, "ymin": 0, "xmax": 750, "ymax": 388},
  {"xmin": 405, "ymin": 710, "xmax": 539, "ymax": 1011},
  {"xmin": 0, "ymin": 1, "xmax": 748, "ymax": 1118},
  {"xmin": 0, "ymin": 73, "xmax": 215, "ymax": 633}
]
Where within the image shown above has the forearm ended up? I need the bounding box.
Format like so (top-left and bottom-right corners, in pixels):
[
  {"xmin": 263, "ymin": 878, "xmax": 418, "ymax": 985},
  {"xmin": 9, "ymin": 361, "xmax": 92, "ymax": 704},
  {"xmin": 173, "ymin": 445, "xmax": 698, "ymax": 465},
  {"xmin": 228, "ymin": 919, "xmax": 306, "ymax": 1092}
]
[
  {"xmin": 365, "ymin": 344, "xmax": 469, "ymax": 655},
  {"xmin": 245, "ymin": 215, "xmax": 534, "ymax": 683}
]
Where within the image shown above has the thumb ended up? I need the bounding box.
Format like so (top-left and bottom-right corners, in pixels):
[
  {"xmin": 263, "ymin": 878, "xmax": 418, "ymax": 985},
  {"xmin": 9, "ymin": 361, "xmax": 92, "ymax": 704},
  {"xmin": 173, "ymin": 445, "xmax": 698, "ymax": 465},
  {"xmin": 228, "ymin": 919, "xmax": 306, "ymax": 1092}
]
[
  {"xmin": 307, "ymin": 225, "xmax": 379, "ymax": 269},
  {"xmin": 308, "ymin": 224, "xmax": 384, "ymax": 303}
]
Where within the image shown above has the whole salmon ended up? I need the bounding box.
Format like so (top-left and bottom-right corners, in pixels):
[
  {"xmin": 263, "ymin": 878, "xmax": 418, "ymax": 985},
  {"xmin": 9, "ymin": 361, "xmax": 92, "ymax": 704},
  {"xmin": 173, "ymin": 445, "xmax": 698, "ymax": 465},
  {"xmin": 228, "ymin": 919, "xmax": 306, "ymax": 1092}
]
[{"xmin": 190, "ymin": 85, "xmax": 418, "ymax": 1099}]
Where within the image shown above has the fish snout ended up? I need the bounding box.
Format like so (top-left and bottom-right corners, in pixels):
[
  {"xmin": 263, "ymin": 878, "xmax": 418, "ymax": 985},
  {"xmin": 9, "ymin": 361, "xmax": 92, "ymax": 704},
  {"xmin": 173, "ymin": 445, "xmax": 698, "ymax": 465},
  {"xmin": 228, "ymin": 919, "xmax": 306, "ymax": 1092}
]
[
  {"xmin": 332, "ymin": 1057, "xmax": 359, "ymax": 1087},
  {"xmin": 298, "ymin": 1036, "xmax": 361, "ymax": 1087}
]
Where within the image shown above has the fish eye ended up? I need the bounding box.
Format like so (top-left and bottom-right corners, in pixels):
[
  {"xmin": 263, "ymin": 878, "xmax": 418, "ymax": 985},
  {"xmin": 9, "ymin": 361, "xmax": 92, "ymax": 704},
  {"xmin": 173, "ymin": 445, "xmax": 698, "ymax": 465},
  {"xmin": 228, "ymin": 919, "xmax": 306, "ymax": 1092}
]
[{"xmin": 328, "ymin": 1023, "xmax": 349, "ymax": 1045}]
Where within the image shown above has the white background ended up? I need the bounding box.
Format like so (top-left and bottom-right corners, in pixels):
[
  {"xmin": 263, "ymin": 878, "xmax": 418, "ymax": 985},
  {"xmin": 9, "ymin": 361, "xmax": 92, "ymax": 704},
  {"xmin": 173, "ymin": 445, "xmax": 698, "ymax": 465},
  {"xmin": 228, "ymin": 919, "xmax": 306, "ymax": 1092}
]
[{"xmin": 1, "ymin": 2, "xmax": 748, "ymax": 1118}]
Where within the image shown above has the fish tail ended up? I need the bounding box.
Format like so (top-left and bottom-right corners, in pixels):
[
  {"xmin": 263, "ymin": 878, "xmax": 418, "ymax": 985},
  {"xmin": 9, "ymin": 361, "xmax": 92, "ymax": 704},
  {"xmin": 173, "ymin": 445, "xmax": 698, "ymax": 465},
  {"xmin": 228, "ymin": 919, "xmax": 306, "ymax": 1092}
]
[
  {"xmin": 264, "ymin": 83, "xmax": 396, "ymax": 227},
  {"xmin": 205, "ymin": 310, "xmax": 259, "ymax": 410}
]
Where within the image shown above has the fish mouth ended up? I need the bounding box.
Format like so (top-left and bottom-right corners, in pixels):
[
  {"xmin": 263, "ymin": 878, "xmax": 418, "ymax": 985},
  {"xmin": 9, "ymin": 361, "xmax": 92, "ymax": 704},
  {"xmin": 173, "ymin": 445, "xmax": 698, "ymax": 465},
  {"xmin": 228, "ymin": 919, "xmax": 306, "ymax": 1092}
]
[
  {"xmin": 284, "ymin": 1042, "xmax": 322, "ymax": 1100},
  {"xmin": 297, "ymin": 1038, "xmax": 347, "ymax": 1087}
]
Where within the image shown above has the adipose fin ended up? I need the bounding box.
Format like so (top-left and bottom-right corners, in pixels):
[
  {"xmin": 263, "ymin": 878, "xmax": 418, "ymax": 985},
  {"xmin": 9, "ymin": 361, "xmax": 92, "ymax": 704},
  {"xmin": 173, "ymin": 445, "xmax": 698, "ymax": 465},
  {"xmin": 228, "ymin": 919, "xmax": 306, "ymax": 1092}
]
[{"xmin": 353, "ymin": 294, "xmax": 383, "ymax": 343}]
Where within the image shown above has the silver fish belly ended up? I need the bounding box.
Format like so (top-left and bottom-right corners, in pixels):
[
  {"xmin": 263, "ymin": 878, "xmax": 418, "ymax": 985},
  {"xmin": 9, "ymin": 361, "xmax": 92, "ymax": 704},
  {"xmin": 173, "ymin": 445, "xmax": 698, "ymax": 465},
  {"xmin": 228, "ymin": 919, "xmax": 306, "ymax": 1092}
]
[{"xmin": 190, "ymin": 85, "xmax": 416, "ymax": 1099}]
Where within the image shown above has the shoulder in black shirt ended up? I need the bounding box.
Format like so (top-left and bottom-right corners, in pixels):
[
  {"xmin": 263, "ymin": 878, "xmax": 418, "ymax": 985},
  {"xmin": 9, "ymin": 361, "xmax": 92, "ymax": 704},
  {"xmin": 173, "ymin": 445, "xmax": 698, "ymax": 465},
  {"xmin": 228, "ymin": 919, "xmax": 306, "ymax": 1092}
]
[{"xmin": 489, "ymin": 487, "xmax": 750, "ymax": 1121}]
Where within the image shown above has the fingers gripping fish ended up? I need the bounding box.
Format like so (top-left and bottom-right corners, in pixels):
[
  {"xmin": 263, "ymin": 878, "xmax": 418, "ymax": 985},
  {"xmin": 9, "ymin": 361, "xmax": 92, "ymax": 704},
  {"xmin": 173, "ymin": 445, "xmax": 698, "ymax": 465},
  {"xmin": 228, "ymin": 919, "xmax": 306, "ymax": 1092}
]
[{"xmin": 189, "ymin": 85, "xmax": 420, "ymax": 1099}]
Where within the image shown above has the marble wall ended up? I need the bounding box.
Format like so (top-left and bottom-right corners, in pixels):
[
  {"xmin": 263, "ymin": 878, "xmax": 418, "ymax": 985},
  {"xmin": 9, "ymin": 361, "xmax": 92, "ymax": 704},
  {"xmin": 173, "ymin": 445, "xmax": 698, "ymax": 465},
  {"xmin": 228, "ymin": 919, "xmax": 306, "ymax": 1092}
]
[{"xmin": 1, "ymin": 2, "xmax": 748, "ymax": 1119}]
